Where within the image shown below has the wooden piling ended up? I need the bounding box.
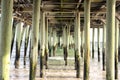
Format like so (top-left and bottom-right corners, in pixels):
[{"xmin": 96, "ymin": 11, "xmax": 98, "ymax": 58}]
[
  {"xmin": 24, "ymin": 25, "xmax": 30, "ymax": 66},
  {"xmin": 115, "ymin": 19, "xmax": 119, "ymax": 79},
  {"xmin": 75, "ymin": 12, "xmax": 81, "ymax": 78},
  {"xmin": 106, "ymin": 0, "xmax": 116, "ymax": 79},
  {"xmin": 92, "ymin": 27, "xmax": 95, "ymax": 59},
  {"xmin": 102, "ymin": 24, "xmax": 106, "ymax": 71},
  {"xmin": 14, "ymin": 22, "xmax": 24, "ymax": 68},
  {"xmin": 97, "ymin": 27, "xmax": 100, "ymax": 62},
  {"xmin": 65, "ymin": 25, "xmax": 70, "ymax": 66},
  {"xmin": 0, "ymin": 0, "xmax": 13, "ymax": 79},
  {"xmin": 48, "ymin": 27, "xmax": 52, "ymax": 57},
  {"xmin": 40, "ymin": 12, "xmax": 45, "ymax": 78},
  {"xmin": 74, "ymin": 14, "xmax": 77, "ymax": 70},
  {"xmin": 10, "ymin": 23, "xmax": 16, "ymax": 58},
  {"xmin": 45, "ymin": 19, "xmax": 49, "ymax": 69},
  {"xmin": 29, "ymin": 0, "xmax": 40, "ymax": 79},
  {"xmin": 119, "ymin": 28, "xmax": 120, "ymax": 62},
  {"xmin": 28, "ymin": 30, "xmax": 32, "ymax": 58},
  {"xmin": 83, "ymin": 0, "xmax": 91, "ymax": 80},
  {"xmin": 81, "ymin": 29, "xmax": 84, "ymax": 58},
  {"xmin": 63, "ymin": 26, "xmax": 67, "ymax": 65},
  {"xmin": 53, "ymin": 28, "xmax": 57, "ymax": 56}
]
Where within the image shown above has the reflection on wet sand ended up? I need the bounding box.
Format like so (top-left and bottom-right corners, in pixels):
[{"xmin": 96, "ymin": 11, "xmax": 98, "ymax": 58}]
[
  {"xmin": 10, "ymin": 56, "xmax": 120, "ymax": 80},
  {"xmin": 10, "ymin": 42, "xmax": 120, "ymax": 80}
]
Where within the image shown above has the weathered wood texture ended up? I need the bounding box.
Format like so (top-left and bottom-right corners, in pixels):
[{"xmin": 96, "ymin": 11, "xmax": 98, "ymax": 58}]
[
  {"xmin": 14, "ymin": 22, "xmax": 24, "ymax": 68},
  {"xmin": 97, "ymin": 27, "xmax": 100, "ymax": 62},
  {"xmin": 29, "ymin": 0, "xmax": 40, "ymax": 79},
  {"xmin": 83, "ymin": 0, "xmax": 91, "ymax": 80},
  {"xmin": 102, "ymin": 25, "xmax": 106, "ymax": 71},
  {"xmin": 40, "ymin": 12, "xmax": 45, "ymax": 78},
  {"xmin": 0, "ymin": 0, "xmax": 13, "ymax": 79},
  {"xmin": 74, "ymin": 12, "xmax": 81, "ymax": 78},
  {"xmin": 24, "ymin": 25, "xmax": 30, "ymax": 66},
  {"xmin": 115, "ymin": 19, "xmax": 119, "ymax": 79},
  {"xmin": 106, "ymin": 0, "xmax": 116, "ymax": 80},
  {"xmin": 92, "ymin": 27, "xmax": 94, "ymax": 59}
]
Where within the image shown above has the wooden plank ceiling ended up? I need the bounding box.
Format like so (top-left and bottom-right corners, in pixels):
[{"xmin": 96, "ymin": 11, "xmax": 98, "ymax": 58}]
[
  {"xmin": 11, "ymin": 0, "xmax": 120, "ymax": 35},
  {"xmin": 3, "ymin": 0, "xmax": 120, "ymax": 34}
]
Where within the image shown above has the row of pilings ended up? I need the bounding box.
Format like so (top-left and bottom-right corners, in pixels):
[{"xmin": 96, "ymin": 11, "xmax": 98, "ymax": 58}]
[{"xmin": 0, "ymin": 0, "xmax": 119, "ymax": 80}]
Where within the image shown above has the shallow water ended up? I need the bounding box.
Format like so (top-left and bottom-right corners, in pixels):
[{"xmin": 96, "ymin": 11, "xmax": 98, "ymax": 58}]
[
  {"xmin": 10, "ymin": 55, "xmax": 120, "ymax": 80},
  {"xmin": 9, "ymin": 41, "xmax": 120, "ymax": 80}
]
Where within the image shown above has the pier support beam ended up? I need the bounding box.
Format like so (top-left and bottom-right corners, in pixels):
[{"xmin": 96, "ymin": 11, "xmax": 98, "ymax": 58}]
[
  {"xmin": 102, "ymin": 25, "xmax": 106, "ymax": 71},
  {"xmin": 29, "ymin": 0, "xmax": 40, "ymax": 79},
  {"xmin": 83, "ymin": 0, "xmax": 91, "ymax": 80},
  {"xmin": 45, "ymin": 19, "xmax": 49, "ymax": 69},
  {"xmin": 48, "ymin": 27, "xmax": 52, "ymax": 57},
  {"xmin": 69, "ymin": 35, "xmax": 74, "ymax": 49},
  {"xmin": 97, "ymin": 27, "xmax": 100, "ymax": 62},
  {"xmin": 119, "ymin": 28, "xmax": 120, "ymax": 62},
  {"xmin": 28, "ymin": 30, "xmax": 32, "ymax": 58},
  {"xmin": 10, "ymin": 24, "xmax": 16, "ymax": 58},
  {"xmin": 40, "ymin": 12, "xmax": 45, "ymax": 78},
  {"xmin": 81, "ymin": 28, "xmax": 84, "ymax": 57},
  {"xmin": 92, "ymin": 27, "xmax": 95, "ymax": 59},
  {"xmin": 0, "ymin": 0, "xmax": 13, "ymax": 79},
  {"xmin": 115, "ymin": 19, "xmax": 119, "ymax": 79},
  {"xmin": 14, "ymin": 22, "xmax": 24, "ymax": 68},
  {"xmin": 64, "ymin": 25, "xmax": 70, "ymax": 66},
  {"xmin": 63, "ymin": 26, "xmax": 67, "ymax": 65},
  {"xmin": 24, "ymin": 25, "xmax": 30, "ymax": 66},
  {"xmin": 66, "ymin": 25, "xmax": 70, "ymax": 55},
  {"xmin": 74, "ymin": 12, "xmax": 81, "ymax": 78},
  {"xmin": 106, "ymin": 0, "xmax": 116, "ymax": 79},
  {"xmin": 53, "ymin": 28, "xmax": 57, "ymax": 56}
]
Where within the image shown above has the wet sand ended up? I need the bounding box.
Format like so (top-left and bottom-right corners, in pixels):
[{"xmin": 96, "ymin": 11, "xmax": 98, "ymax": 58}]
[
  {"xmin": 10, "ymin": 55, "xmax": 120, "ymax": 80},
  {"xmin": 10, "ymin": 41, "xmax": 120, "ymax": 80}
]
